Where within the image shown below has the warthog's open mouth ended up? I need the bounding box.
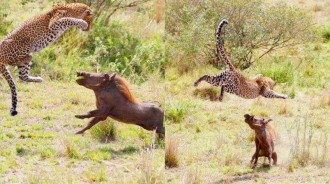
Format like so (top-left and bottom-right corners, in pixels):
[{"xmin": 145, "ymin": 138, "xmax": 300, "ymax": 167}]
[{"xmin": 76, "ymin": 71, "xmax": 86, "ymax": 85}]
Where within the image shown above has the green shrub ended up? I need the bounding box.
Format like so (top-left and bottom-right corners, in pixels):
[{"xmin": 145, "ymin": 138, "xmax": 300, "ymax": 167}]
[
  {"xmin": 0, "ymin": 4, "xmax": 12, "ymax": 37},
  {"xmin": 258, "ymin": 56, "xmax": 294, "ymax": 84},
  {"xmin": 320, "ymin": 26, "xmax": 330, "ymax": 42},
  {"xmin": 166, "ymin": 0, "xmax": 313, "ymax": 71},
  {"xmin": 30, "ymin": 20, "xmax": 164, "ymax": 82},
  {"xmin": 165, "ymin": 100, "xmax": 194, "ymax": 124},
  {"xmin": 90, "ymin": 120, "xmax": 117, "ymax": 143}
]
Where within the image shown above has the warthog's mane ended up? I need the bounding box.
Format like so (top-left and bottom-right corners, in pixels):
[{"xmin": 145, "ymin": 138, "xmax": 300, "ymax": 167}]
[{"xmin": 114, "ymin": 76, "xmax": 138, "ymax": 104}]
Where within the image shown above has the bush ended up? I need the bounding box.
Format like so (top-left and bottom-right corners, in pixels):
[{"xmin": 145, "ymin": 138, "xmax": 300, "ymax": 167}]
[
  {"xmin": 166, "ymin": 0, "xmax": 314, "ymax": 72},
  {"xmin": 320, "ymin": 26, "xmax": 330, "ymax": 43},
  {"xmin": 0, "ymin": 3, "xmax": 12, "ymax": 37},
  {"xmin": 165, "ymin": 100, "xmax": 194, "ymax": 124},
  {"xmin": 90, "ymin": 120, "xmax": 117, "ymax": 143},
  {"xmin": 257, "ymin": 56, "xmax": 295, "ymax": 84},
  {"xmin": 30, "ymin": 19, "xmax": 164, "ymax": 82}
]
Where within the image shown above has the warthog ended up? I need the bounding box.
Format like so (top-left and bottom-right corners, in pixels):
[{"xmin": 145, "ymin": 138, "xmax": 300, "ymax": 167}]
[
  {"xmin": 244, "ymin": 114, "xmax": 277, "ymax": 169},
  {"xmin": 75, "ymin": 71, "xmax": 165, "ymax": 138}
]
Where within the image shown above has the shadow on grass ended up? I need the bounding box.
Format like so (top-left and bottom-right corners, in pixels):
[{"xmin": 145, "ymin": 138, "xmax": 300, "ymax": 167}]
[
  {"xmin": 215, "ymin": 164, "xmax": 272, "ymax": 183},
  {"xmin": 100, "ymin": 145, "xmax": 139, "ymax": 156}
]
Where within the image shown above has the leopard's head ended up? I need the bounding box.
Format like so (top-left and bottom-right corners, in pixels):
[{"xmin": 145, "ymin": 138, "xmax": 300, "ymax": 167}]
[{"xmin": 51, "ymin": 3, "xmax": 93, "ymax": 31}]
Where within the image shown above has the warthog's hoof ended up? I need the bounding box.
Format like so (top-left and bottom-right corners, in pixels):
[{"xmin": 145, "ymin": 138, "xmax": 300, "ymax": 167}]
[
  {"xmin": 193, "ymin": 81, "xmax": 199, "ymax": 87},
  {"xmin": 75, "ymin": 130, "xmax": 85, "ymax": 135},
  {"xmin": 75, "ymin": 115, "xmax": 86, "ymax": 119}
]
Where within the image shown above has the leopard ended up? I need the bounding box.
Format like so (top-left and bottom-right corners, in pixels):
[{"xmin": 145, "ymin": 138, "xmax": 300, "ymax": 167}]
[
  {"xmin": 194, "ymin": 19, "xmax": 288, "ymax": 101},
  {"xmin": 0, "ymin": 3, "xmax": 93, "ymax": 116}
]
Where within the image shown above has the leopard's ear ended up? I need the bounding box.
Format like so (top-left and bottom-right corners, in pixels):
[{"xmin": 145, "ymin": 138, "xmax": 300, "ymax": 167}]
[
  {"xmin": 52, "ymin": 3, "xmax": 66, "ymax": 9},
  {"xmin": 50, "ymin": 3, "xmax": 67, "ymax": 17}
]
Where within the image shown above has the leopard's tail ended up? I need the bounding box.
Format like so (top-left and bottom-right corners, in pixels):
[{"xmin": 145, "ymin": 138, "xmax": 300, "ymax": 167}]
[{"xmin": 216, "ymin": 19, "xmax": 235, "ymax": 71}]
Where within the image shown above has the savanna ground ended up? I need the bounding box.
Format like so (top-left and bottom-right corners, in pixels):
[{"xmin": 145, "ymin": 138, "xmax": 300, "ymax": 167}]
[
  {"xmin": 0, "ymin": 0, "xmax": 165, "ymax": 183},
  {"xmin": 165, "ymin": 0, "xmax": 330, "ymax": 183}
]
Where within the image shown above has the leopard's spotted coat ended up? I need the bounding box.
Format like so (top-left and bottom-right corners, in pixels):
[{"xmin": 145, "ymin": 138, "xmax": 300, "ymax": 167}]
[
  {"xmin": 194, "ymin": 19, "xmax": 288, "ymax": 101},
  {"xmin": 0, "ymin": 3, "xmax": 92, "ymax": 115}
]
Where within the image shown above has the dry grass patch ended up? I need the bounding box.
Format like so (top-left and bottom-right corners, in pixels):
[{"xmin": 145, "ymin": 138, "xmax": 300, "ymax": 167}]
[
  {"xmin": 165, "ymin": 137, "xmax": 180, "ymax": 168},
  {"xmin": 182, "ymin": 168, "xmax": 201, "ymax": 184},
  {"xmin": 193, "ymin": 87, "xmax": 219, "ymax": 101},
  {"xmin": 312, "ymin": 4, "xmax": 323, "ymax": 12},
  {"xmin": 287, "ymin": 117, "xmax": 329, "ymax": 171},
  {"xmin": 138, "ymin": 149, "xmax": 165, "ymax": 184}
]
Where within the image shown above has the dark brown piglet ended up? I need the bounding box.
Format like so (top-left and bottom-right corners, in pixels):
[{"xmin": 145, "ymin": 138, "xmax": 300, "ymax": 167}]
[{"xmin": 244, "ymin": 114, "xmax": 277, "ymax": 169}]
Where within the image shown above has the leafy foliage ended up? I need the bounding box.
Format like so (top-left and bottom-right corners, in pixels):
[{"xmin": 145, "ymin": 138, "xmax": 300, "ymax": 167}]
[
  {"xmin": 0, "ymin": 0, "xmax": 164, "ymax": 83},
  {"xmin": 166, "ymin": 0, "xmax": 314, "ymax": 72}
]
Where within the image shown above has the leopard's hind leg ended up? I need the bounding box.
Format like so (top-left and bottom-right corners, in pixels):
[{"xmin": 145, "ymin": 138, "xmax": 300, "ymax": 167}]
[
  {"xmin": 0, "ymin": 64, "xmax": 18, "ymax": 116},
  {"xmin": 18, "ymin": 55, "xmax": 43, "ymax": 82},
  {"xmin": 194, "ymin": 74, "xmax": 222, "ymax": 87}
]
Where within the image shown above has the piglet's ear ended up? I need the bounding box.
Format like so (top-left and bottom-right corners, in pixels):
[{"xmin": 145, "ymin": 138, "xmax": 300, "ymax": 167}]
[
  {"xmin": 103, "ymin": 73, "xmax": 110, "ymax": 81},
  {"xmin": 244, "ymin": 114, "xmax": 249, "ymax": 118},
  {"xmin": 110, "ymin": 73, "xmax": 116, "ymax": 81},
  {"xmin": 264, "ymin": 119, "xmax": 272, "ymax": 124}
]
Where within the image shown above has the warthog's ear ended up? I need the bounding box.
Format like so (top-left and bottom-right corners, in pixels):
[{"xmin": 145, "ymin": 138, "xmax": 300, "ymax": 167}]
[
  {"xmin": 244, "ymin": 114, "xmax": 250, "ymax": 118},
  {"xmin": 110, "ymin": 73, "xmax": 116, "ymax": 81}
]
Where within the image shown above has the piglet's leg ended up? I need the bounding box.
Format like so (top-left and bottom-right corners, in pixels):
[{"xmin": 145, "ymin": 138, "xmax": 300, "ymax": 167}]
[
  {"xmin": 76, "ymin": 117, "xmax": 106, "ymax": 134},
  {"xmin": 252, "ymin": 144, "xmax": 260, "ymax": 169},
  {"xmin": 75, "ymin": 108, "xmax": 109, "ymax": 119},
  {"xmin": 268, "ymin": 153, "xmax": 272, "ymax": 167},
  {"xmin": 250, "ymin": 152, "xmax": 256, "ymax": 165},
  {"xmin": 272, "ymin": 152, "xmax": 277, "ymax": 165}
]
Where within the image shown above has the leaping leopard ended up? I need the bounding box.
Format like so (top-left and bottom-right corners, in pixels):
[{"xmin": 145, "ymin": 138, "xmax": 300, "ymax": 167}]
[
  {"xmin": 0, "ymin": 3, "xmax": 93, "ymax": 116},
  {"xmin": 194, "ymin": 19, "xmax": 288, "ymax": 101}
]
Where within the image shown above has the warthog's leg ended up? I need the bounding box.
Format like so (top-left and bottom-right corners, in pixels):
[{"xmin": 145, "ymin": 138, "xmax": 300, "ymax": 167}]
[
  {"xmin": 156, "ymin": 126, "xmax": 165, "ymax": 140},
  {"xmin": 76, "ymin": 117, "xmax": 107, "ymax": 134},
  {"xmin": 75, "ymin": 108, "xmax": 109, "ymax": 119}
]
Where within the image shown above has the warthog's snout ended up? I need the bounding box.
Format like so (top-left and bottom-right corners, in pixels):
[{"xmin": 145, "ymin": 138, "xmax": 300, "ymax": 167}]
[
  {"xmin": 76, "ymin": 71, "xmax": 86, "ymax": 86},
  {"xmin": 76, "ymin": 71, "xmax": 85, "ymax": 77}
]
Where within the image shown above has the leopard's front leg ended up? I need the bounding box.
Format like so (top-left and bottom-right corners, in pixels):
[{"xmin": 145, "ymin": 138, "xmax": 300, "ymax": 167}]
[
  {"xmin": 260, "ymin": 86, "xmax": 288, "ymax": 99},
  {"xmin": 49, "ymin": 17, "xmax": 88, "ymax": 31},
  {"xmin": 0, "ymin": 64, "xmax": 18, "ymax": 116}
]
